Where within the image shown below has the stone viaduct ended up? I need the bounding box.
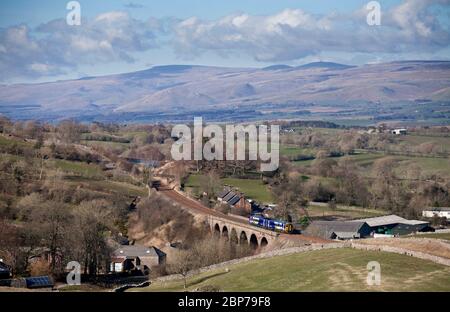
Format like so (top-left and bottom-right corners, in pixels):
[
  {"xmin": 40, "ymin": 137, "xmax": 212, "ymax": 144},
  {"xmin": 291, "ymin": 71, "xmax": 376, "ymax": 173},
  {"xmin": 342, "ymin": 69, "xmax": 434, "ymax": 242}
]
[{"xmin": 206, "ymin": 215, "xmax": 279, "ymax": 249}]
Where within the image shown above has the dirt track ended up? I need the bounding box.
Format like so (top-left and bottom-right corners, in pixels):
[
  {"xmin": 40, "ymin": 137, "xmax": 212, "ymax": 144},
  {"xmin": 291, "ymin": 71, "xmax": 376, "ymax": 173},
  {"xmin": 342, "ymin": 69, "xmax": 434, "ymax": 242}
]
[{"xmin": 158, "ymin": 187, "xmax": 331, "ymax": 245}]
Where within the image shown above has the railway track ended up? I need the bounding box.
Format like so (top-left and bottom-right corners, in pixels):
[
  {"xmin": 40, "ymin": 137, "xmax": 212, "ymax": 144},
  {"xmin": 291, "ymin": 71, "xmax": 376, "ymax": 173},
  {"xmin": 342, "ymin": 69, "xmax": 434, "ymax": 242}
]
[{"xmin": 158, "ymin": 187, "xmax": 331, "ymax": 245}]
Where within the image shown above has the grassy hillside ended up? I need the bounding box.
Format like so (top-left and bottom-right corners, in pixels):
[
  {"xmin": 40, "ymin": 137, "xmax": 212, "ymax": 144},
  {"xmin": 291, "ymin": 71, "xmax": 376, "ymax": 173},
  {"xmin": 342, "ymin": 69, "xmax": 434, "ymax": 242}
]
[{"xmin": 135, "ymin": 248, "xmax": 450, "ymax": 292}]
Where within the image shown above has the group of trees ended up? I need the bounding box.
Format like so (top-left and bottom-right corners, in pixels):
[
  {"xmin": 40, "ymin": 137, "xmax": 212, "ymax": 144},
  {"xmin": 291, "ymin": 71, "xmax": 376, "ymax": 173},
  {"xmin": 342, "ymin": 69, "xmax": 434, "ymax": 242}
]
[
  {"xmin": 0, "ymin": 118, "xmax": 137, "ymax": 278},
  {"xmin": 1, "ymin": 196, "xmax": 125, "ymax": 277},
  {"xmin": 133, "ymin": 194, "xmax": 206, "ymax": 245}
]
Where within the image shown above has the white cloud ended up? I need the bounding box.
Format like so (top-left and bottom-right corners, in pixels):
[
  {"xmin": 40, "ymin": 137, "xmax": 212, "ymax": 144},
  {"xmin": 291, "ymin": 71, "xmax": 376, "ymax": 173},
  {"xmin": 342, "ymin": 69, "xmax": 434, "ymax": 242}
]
[
  {"xmin": 29, "ymin": 63, "xmax": 52, "ymax": 73},
  {"xmin": 0, "ymin": 11, "xmax": 161, "ymax": 80},
  {"xmin": 172, "ymin": 0, "xmax": 450, "ymax": 62},
  {"xmin": 95, "ymin": 11, "xmax": 129, "ymax": 23},
  {"xmin": 0, "ymin": 0, "xmax": 449, "ymax": 81}
]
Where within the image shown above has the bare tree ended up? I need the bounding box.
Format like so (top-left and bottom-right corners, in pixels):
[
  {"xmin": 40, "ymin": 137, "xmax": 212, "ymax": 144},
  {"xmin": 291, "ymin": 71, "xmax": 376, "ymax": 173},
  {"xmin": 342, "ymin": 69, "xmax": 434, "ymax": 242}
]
[
  {"xmin": 29, "ymin": 202, "xmax": 71, "ymax": 274},
  {"xmin": 168, "ymin": 248, "xmax": 201, "ymax": 290},
  {"xmin": 72, "ymin": 200, "xmax": 114, "ymax": 275},
  {"xmin": 57, "ymin": 120, "xmax": 82, "ymax": 144}
]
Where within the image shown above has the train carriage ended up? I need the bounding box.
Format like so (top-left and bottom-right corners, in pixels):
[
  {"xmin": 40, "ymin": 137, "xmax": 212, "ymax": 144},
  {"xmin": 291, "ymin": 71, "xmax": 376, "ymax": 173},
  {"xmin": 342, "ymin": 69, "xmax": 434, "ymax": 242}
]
[{"xmin": 249, "ymin": 215, "xmax": 294, "ymax": 234}]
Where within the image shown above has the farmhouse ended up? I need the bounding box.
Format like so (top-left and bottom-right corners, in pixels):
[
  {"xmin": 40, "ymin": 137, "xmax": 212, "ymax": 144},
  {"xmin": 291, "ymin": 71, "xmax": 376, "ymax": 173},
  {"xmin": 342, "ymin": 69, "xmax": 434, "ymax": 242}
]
[
  {"xmin": 110, "ymin": 245, "xmax": 166, "ymax": 275},
  {"xmin": 422, "ymin": 208, "xmax": 450, "ymax": 219},
  {"xmin": 217, "ymin": 188, "xmax": 252, "ymax": 213}
]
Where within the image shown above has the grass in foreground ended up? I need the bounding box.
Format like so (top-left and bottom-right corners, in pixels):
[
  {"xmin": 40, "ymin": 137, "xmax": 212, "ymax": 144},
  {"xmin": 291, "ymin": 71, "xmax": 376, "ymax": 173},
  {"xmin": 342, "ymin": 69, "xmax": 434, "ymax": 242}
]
[{"xmin": 134, "ymin": 248, "xmax": 450, "ymax": 292}]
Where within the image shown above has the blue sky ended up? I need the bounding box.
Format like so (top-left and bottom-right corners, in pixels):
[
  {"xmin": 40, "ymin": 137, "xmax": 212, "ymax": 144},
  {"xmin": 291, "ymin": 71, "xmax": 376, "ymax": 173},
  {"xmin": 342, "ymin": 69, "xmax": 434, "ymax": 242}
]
[
  {"xmin": 0, "ymin": 0, "xmax": 402, "ymax": 26},
  {"xmin": 1, "ymin": 0, "xmax": 449, "ymax": 83}
]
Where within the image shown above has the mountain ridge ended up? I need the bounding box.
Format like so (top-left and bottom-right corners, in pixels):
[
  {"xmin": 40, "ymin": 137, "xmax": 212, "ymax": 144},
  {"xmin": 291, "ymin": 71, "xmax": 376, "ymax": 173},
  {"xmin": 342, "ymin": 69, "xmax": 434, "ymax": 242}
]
[{"xmin": 0, "ymin": 60, "xmax": 449, "ymax": 122}]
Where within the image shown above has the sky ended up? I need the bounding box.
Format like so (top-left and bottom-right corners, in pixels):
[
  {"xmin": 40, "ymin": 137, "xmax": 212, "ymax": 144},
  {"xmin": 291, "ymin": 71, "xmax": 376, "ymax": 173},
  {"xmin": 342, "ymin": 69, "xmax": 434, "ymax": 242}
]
[{"xmin": 0, "ymin": 0, "xmax": 449, "ymax": 83}]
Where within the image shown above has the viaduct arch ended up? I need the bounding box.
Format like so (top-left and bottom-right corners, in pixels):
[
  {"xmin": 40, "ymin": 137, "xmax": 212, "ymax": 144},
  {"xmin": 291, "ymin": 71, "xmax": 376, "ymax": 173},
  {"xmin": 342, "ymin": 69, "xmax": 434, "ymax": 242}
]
[{"xmin": 207, "ymin": 215, "xmax": 278, "ymax": 249}]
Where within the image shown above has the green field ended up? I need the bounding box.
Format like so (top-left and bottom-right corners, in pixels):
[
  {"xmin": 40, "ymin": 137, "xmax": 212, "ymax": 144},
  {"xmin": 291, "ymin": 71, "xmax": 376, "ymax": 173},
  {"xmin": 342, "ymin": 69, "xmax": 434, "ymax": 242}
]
[
  {"xmin": 52, "ymin": 159, "xmax": 104, "ymax": 178},
  {"xmin": 292, "ymin": 158, "xmax": 315, "ymax": 167},
  {"xmin": 221, "ymin": 177, "xmax": 274, "ymax": 203},
  {"xmin": 291, "ymin": 151, "xmax": 450, "ymax": 179},
  {"xmin": 82, "ymin": 140, "xmax": 129, "ymax": 149},
  {"xmin": 89, "ymin": 180, "xmax": 147, "ymax": 197},
  {"xmin": 399, "ymin": 135, "xmax": 450, "ymax": 153},
  {"xmin": 134, "ymin": 248, "xmax": 450, "ymax": 292},
  {"xmin": 185, "ymin": 174, "xmax": 274, "ymax": 203},
  {"xmin": 345, "ymin": 153, "xmax": 385, "ymax": 167},
  {"xmin": 184, "ymin": 174, "xmax": 202, "ymax": 188},
  {"xmin": 0, "ymin": 135, "xmax": 32, "ymax": 148},
  {"xmin": 280, "ymin": 145, "xmax": 315, "ymax": 157}
]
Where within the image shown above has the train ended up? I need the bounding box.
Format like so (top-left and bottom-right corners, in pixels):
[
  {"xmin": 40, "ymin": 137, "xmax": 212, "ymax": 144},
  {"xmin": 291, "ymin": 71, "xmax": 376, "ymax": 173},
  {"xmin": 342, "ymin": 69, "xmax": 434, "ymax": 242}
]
[{"xmin": 249, "ymin": 214, "xmax": 294, "ymax": 234}]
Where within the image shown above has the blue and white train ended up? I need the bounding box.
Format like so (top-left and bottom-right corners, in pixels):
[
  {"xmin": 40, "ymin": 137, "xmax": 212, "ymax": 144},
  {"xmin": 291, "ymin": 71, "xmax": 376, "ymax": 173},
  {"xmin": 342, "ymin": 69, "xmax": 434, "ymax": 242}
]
[{"xmin": 249, "ymin": 215, "xmax": 294, "ymax": 234}]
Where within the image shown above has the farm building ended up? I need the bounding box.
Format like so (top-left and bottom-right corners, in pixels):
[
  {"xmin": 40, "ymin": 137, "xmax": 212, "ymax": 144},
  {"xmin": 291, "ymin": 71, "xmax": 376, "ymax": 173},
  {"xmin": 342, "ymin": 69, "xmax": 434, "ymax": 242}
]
[
  {"xmin": 218, "ymin": 188, "xmax": 252, "ymax": 213},
  {"xmin": 110, "ymin": 245, "xmax": 166, "ymax": 275},
  {"xmin": 305, "ymin": 215, "xmax": 432, "ymax": 239},
  {"xmin": 390, "ymin": 128, "xmax": 407, "ymax": 135},
  {"xmin": 351, "ymin": 215, "xmax": 432, "ymax": 236},
  {"xmin": 304, "ymin": 221, "xmax": 372, "ymax": 240},
  {"xmin": 422, "ymin": 208, "xmax": 450, "ymax": 219}
]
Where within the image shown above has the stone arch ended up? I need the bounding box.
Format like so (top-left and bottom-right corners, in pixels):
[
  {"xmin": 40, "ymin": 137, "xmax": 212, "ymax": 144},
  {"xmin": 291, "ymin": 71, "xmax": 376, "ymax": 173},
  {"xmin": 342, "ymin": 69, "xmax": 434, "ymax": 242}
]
[
  {"xmin": 214, "ymin": 223, "xmax": 221, "ymax": 237},
  {"xmin": 222, "ymin": 226, "xmax": 229, "ymax": 240},
  {"xmin": 250, "ymin": 234, "xmax": 258, "ymax": 249},
  {"xmin": 260, "ymin": 237, "xmax": 268, "ymax": 248},
  {"xmin": 240, "ymin": 231, "xmax": 248, "ymax": 245},
  {"xmin": 230, "ymin": 228, "xmax": 238, "ymax": 244}
]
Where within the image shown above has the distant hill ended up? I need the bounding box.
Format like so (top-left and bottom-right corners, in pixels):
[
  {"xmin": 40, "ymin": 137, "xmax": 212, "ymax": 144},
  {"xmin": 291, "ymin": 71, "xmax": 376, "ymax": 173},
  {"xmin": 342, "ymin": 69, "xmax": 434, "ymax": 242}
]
[
  {"xmin": 262, "ymin": 64, "xmax": 293, "ymax": 71},
  {"xmin": 295, "ymin": 61, "xmax": 355, "ymax": 70},
  {"xmin": 0, "ymin": 60, "xmax": 449, "ymax": 122}
]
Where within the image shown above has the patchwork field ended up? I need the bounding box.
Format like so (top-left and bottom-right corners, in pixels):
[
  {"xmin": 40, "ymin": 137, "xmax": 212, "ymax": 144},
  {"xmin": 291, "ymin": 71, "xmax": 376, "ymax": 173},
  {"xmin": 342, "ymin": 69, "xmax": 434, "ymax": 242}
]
[
  {"xmin": 134, "ymin": 248, "xmax": 450, "ymax": 292},
  {"xmin": 398, "ymin": 135, "xmax": 450, "ymax": 153},
  {"xmin": 291, "ymin": 151, "xmax": 450, "ymax": 179}
]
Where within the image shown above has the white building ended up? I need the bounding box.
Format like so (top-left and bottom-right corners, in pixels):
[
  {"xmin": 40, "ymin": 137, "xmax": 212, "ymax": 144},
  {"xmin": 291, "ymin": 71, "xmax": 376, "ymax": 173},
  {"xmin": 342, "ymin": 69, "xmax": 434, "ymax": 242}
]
[
  {"xmin": 422, "ymin": 208, "xmax": 450, "ymax": 219},
  {"xmin": 390, "ymin": 128, "xmax": 407, "ymax": 135}
]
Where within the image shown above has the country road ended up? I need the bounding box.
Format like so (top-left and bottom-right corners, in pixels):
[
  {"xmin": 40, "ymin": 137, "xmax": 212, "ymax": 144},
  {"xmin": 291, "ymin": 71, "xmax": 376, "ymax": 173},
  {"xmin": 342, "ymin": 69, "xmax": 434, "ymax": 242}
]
[{"xmin": 158, "ymin": 187, "xmax": 331, "ymax": 245}]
